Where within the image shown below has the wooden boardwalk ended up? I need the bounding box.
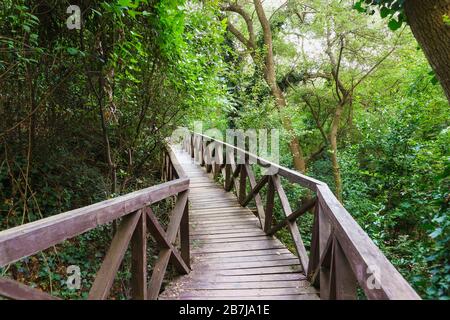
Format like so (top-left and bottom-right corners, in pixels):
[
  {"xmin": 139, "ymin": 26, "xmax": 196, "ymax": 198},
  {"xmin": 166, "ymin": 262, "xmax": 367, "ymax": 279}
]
[{"xmin": 159, "ymin": 149, "xmax": 319, "ymax": 300}]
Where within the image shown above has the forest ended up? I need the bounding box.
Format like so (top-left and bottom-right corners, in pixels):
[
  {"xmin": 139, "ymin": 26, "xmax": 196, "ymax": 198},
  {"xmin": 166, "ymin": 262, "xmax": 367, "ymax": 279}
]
[{"xmin": 0, "ymin": 0, "xmax": 449, "ymax": 300}]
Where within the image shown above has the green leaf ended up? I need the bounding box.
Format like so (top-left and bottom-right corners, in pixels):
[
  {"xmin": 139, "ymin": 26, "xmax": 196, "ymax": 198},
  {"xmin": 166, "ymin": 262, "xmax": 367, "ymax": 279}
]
[
  {"xmin": 67, "ymin": 47, "xmax": 78, "ymax": 55},
  {"xmin": 388, "ymin": 18, "xmax": 403, "ymax": 31},
  {"xmin": 380, "ymin": 7, "xmax": 391, "ymax": 19}
]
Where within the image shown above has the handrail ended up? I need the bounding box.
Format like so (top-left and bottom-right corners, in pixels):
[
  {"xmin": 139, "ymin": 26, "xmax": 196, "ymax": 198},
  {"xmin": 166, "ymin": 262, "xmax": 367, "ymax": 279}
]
[
  {"xmin": 184, "ymin": 131, "xmax": 420, "ymax": 300},
  {"xmin": 0, "ymin": 147, "xmax": 190, "ymax": 300}
]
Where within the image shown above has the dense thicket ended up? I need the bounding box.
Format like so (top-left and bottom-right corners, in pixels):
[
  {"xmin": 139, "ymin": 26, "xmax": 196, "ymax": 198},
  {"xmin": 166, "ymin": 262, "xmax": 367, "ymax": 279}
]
[{"xmin": 0, "ymin": 0, "xmax": 225, "ymax": 298}]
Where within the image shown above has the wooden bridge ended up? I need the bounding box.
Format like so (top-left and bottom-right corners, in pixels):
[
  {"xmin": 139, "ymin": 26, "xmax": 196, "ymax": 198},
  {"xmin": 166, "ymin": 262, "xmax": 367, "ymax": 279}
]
[{"xmin": 0, "ymin": 132, "xmax": 420, "ymax": 300}]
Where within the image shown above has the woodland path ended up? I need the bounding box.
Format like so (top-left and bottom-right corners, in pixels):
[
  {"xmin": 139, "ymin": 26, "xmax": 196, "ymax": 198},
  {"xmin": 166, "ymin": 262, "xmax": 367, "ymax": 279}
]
[{"xmin": 159, "ymin": 149, "xmax": 319, "ymax": 300}]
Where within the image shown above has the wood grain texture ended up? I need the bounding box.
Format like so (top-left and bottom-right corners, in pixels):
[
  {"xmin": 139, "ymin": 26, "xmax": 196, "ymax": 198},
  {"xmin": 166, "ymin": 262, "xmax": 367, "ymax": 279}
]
[{"xmin": 0, "ymin": 277, "xmax": 60, "ymax": 300}]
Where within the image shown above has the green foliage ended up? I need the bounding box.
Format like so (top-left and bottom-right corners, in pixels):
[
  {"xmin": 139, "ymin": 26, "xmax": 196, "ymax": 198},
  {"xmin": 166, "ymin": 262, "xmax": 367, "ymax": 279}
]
[{"xmin": 354, "ymin": 0, "xmax": 406, "ymax": 30}]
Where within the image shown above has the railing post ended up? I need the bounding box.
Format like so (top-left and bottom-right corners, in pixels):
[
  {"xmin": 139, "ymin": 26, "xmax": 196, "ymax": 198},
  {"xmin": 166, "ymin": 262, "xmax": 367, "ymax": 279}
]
[
  {"xmin": 180, "ymin": 198, "xmax": 190, "ymax": 269},
  {"xmin": 201, "ymin": 137, "xmax": 205, "ymax": 167},
  {"xmin": 131, "ymin": 209, "xmax": 147, "ymax": 300},
  {"xmin": 330, "ymin": 239, "xmax": 357, "ymax": 300},
  {"xmin": 308, "ymin": 203, "xmax": 321, "ymax": 286},
  {"xmin": 190, "ymin": 134, "xmax": 194, "ymax": 158},
  {"xmin": 238, "ymin": 164, "xmax": 247, "ymax": 204},
  {"xmin": 264, "ymin": 176, "xmax": 275, "ymax": 233}
]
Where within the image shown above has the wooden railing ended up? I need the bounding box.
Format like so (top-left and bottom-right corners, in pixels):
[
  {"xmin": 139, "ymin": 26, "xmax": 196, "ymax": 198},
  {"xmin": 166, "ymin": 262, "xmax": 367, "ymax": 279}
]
[
  {"xmin": 183, "ymin": 132, "xmax": 420, "ymax": 300},
  {"xmin": 0, "ymin": 146, "xmax": 190, "ymax": 300}
]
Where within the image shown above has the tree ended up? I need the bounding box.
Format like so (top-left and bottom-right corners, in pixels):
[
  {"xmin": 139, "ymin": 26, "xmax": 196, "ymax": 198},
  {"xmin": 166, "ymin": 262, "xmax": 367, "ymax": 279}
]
[
  {"xmin": 356, "ymin": 0, "xmax": 450, "ymax": 103},
  {"xmin": 221, "ymin": 0, "xmax": 307, "ymax": 172}
]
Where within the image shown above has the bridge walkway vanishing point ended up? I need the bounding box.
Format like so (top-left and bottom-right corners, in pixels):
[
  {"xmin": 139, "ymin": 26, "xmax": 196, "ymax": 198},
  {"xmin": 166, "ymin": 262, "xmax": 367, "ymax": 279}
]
[
  {"xmin": 0, "ymin": 132, "xmax": 421, "ymax": 300},
  {"xmin": 159, "ymin": 148, "xmax": 318, "ymax": 300}
]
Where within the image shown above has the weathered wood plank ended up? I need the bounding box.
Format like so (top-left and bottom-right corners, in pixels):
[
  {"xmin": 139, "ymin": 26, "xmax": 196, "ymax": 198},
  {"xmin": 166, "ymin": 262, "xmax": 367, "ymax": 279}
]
[
  {"xmin": 0, "ymin": 277, "xmax": 60, "ymax": 300},
  {"xmin": 194, "ymin": 258, "xmax": 301, "ymax": 270},
  {"xmin": 0, "ymin": 178, "xmax": 189, "ymax": 267},
  {"xmin": 161, "ymin": 294, "xmax": 319, "ymax": 300},
  {"xmin": 181, "ymin": 273, "xmax": 306, "ymax": 283},
  {"xmin": 164, "ymin": 287, "xmax": 317, "ymax": 298}
]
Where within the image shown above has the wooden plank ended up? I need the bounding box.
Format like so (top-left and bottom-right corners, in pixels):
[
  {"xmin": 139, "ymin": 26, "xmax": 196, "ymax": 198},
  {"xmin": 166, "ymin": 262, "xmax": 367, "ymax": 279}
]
[
  {"xmin": 191, "ymin": 214, "xmax": 257, "ymax": 221},
  {"xmin": 191, "ymin": 231, "xmax": 265, "ymax": 240},
  {"xmin": 195, "ymin": 259, "xmax": 301, "ymax": 270},
  {"xmin": 190, "ymin": 222, "xmax": 261, "ymax": 232},
  {"xmin": 0, "ymin": 277, "xmax": 60, "ymax": 300},
  {"xmin": 332, "ymin": 238, "xmax": 357, "ymax": 300},
  {"xmin": 190, "ymin": 265, "xmax": 302, "ymax": 276},
  {"xmin": 191, "ymin": 217, "xmax": 260, "ymax": 226},
  {"xmin": 193, "ymin": 235, "xmax": 269, "ymax": 243},
  {"xmin": 0, "ymin": 178, "xmax": 189, "ymax": 267},
  {"xmin": 190, "ymin": 227, "xmax": 265, "ymax": 236},
  {"xmin": 190, "ymin": 208, "xmax": 252, "ymax": 214},
  {"xmin": 194, "ymin": 248, "xmax": 292, "ymax": 259},
  {"xmin": 181, "ymin": 280, "xmax": 310, "ymax": 290},
  {"xmin": 194, "ymin": 253, "xmax": 296, "ymax": 264},
  {"xmin": 182, "ymin": 273, "xmax": 306, "ymax": 283},
  {"xmin": 131, "ymin": 210, "xmax": 147, "ymax": 300},
  {"xmin": 89, "ymin": 212, "xmax": 141, "ymax": 300},
  {"xmin": 161, "ymin": 294, "xmax": 319, "ymax": 300},
  {"xmin": 195, "ymin": 237, "xmax": 275, "ymax": 246},
  {"xmin": 165, "ymin": 287, "xmax": 317, "ymax": 298},
  {"xmin": 167, "ymin": 145, "xmax": 188, "ymax": 178},
  {"xmin": 191, "ymin": 243, "xmax": 285, "ymax": 255}
]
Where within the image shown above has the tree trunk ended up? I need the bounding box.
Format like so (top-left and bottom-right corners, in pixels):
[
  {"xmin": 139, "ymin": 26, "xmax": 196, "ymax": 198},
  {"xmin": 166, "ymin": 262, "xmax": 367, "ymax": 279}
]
[
  {"xmin": 253, "ymin": 0, "xmax": 307, "ymax": 173},
  {"xmin": 404, "ymin": 0, "xmax": 450, "ymax": 103}
]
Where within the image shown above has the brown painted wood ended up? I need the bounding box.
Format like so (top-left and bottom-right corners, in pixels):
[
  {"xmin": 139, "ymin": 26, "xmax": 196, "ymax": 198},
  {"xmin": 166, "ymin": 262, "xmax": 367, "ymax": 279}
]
[
  {"xmin": 89, "ymin": 211, "xmax": 141, "ymax": 300},
  {"xmin": 331, "ymin": 238, "xmax": 357, "ymax": 300},
  {"xmin": 0, "ymin": 277, "xmax": 61, "ymax": 300}
]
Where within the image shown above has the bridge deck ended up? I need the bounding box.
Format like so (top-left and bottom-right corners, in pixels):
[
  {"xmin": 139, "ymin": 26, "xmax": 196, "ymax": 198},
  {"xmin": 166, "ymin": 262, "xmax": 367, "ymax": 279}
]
[{"xmin": 159, "ymin": 149, "xmax": 319, "ymax": 300}]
